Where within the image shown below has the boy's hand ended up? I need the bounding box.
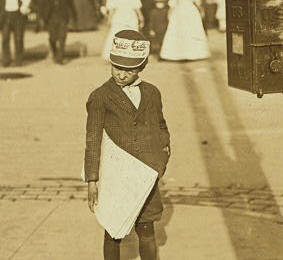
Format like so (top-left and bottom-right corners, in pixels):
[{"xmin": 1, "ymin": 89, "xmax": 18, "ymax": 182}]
[{"xmin": 88, "ymin": 181, "xmax": 98, "ymax": 213}]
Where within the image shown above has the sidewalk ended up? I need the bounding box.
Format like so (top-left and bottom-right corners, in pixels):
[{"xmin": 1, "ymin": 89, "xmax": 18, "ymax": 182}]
[
  {"xmin": 1, "ymin": 196, "xmax": 283, "ymax": 260},
  {"xmin": 1, "ymin": 25, "xmax": 283, "ymax": 259}
]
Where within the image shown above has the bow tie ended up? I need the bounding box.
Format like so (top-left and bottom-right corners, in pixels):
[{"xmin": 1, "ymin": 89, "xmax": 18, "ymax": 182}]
[{"xmin": 123, "ymin": 78, "xmax": 142, "ymax": 88}]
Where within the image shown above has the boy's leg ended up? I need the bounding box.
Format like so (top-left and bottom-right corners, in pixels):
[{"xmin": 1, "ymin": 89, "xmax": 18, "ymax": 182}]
[
  {"xmin": 103, "ymin": 230, "xmax": 121, "ymax": 260},
  {"xmin": 135, "ymin": 222, "xmax": 157, "ymax": 260}
]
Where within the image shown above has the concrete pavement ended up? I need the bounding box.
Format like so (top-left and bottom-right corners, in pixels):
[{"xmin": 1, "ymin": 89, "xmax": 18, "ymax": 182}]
[
  {"xmin": 1, "ymin": 24, "xmax": 283, "ymax": 259},
  {"xmin": 1, "ymin": 197, "xmax": 283, "ymax": 260}
]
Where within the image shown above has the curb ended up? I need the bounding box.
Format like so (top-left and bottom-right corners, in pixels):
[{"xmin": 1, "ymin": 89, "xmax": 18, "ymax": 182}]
[{"xmin": 1, "ymin": 183, "xmax": 283, "ymax": 224}]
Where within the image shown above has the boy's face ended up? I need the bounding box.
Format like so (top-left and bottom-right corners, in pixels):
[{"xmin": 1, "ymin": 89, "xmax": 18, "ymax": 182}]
[{"xmin": 111, "ymin": 65, "xmax": 140, "ymax": 87}]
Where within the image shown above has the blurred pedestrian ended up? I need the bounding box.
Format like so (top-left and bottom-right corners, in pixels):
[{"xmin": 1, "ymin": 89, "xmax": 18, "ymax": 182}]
[
  {"xmin": 28, "ymin": 1, "xmax": 44, "ymax": 32},
  {"xmin": 102, "ymin": 0, "xmax": 144, "ymax": 61},
  {"xmin": 85, "ymin": 29, "xmax": 170, "ymax": 260},
  {"xmin": 70, "ymin": 0, "xmax": 99, "ymax": 31},
  {"xmin": 160, "ymin": 0, "xmax": 210, "ymax": 61},
  {"xmin": 148, "ymin": 0, "xmax": 169, "ymax": 56},
  {"xmin": 43, "ymin": 0, "xmax": 77, "ymax": 64},
  {"xmin": 0, "ymin": 0, "xmax": 32, "ymax": 67},
  {"xmin": 215, "ymin": 0, "xmax": 225, "ymax": 32},
  {"xmin": 202, "ymin": 0, "xmax": 217, "ymax": 29},
  {"xmin": 141, "ymin": 0, "xmax": 153, "ymax": 37}
]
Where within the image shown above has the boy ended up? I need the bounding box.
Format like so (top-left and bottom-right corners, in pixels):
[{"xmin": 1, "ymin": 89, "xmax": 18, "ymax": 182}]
[{"xmin": 85, "ymin": 29, "xmax": 170, "ymax": 260}]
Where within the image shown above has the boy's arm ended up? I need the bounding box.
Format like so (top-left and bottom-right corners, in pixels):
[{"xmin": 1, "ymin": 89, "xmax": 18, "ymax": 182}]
[
  {"xmin": 84, "ymin": 91, "xmax": 105, "ymax": 183},
  {"xmin": 155, "ymin": 89, "xmax": 170, "ymax": 178},
  {"xmin": 155, "ymin": 89, "xmax": 170, "ymax": 150}
]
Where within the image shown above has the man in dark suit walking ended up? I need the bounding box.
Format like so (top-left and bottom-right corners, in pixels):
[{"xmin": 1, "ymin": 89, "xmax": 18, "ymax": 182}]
[
  {"xmin": 0, "ymin": 0, "xmax": 32, "ymax": 67},
  {"xmin": 36, "ymin": 0, "xmax": 77, "ymax": 64},
  {"xmin": 140, "ymin": 0, "xmax": 154, "ymax": 37}
]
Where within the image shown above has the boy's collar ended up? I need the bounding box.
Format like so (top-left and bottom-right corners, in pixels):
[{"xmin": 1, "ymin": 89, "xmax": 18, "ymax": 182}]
[
  {"xmin": 111, "ymin": 77, "xmax": 142, "ymax": 88},
  {"xmin": 127, "ymin": 77, "xmax": 142, "ymax": 87}
]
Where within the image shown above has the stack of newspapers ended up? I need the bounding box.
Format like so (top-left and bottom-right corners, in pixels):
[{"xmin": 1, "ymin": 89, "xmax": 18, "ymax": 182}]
[{"xmin": 92, "ymin": 131, "xmax": 158, "ymax": 239}]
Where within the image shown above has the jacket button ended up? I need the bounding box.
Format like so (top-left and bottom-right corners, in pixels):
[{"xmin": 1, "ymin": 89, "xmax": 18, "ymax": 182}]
[{"xmin": 133, "ymin": 121, "xmax": 137, "ymax": 126}]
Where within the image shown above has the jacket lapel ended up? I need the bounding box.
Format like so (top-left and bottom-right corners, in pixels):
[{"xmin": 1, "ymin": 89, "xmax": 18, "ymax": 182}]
[
  {"xmin": 107, "ymin": 78, "xmax": 137, "ymax": 116},
  {"xmin": 107, "ymin": 78, "xmax": 153, "ymax": 118},
  {"xmin": 135, "ymin": 82, "xmax": 152, "ymax": 119}
]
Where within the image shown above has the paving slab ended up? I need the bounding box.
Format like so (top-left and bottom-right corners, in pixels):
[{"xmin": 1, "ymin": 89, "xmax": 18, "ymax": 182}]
[{"xmin": 1, "ymin": 201, "xmax": 283, "ymax": 260}]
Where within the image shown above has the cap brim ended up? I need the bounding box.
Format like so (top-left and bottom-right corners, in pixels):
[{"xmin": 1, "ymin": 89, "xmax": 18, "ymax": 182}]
[{"xmin": 110, "ymin": 54, "xmax": 146, "ymax": 68}]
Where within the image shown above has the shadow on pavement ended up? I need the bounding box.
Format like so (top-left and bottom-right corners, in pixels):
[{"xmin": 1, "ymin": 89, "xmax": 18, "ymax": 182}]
[
  {"xmin": 120, "ymin": 185, "xmax": 174, "ymax": 260},
  {"xmin": 0, "ymin": 72, "xmax": 33, "ymax": 80},
  {"xmin": 64, "ymin": 41, "xmax": 88, "ymax": 62},
  {"xmin": 181, "ymin": 60, "xmax": 283, "ymax": 259},
  {"xmin": 24, "ymin": 44, "xmax": 49, "ymax": 64},
  {"xmin": 0, "ymin": 42, "xmax": 88, "ymax": 67},
  {"xmin": 155, "ymin": 200, "xmax": 174, "ymax": 260}
]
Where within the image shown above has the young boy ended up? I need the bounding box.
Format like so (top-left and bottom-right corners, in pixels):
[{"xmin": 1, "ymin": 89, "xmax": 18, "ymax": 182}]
[{"xmin": 84, "ymin": 29, "xmax": 170, "ymax": 260}]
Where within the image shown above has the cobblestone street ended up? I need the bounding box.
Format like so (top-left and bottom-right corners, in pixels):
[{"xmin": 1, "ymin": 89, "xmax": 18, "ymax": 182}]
[{"xmin": 1, "ymin": 183, "xmax": 283, "ymax": 224}]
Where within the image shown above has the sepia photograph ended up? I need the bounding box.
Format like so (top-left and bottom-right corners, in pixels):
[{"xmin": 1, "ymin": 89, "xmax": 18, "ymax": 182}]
[{"xmin": 1, "ymin": 0, "xmax": 283, "ymax": 259}]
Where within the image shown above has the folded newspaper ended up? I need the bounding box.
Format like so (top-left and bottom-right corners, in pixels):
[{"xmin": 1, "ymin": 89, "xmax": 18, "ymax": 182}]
[{"xmin": 82, "ymin": 130, "xmax": 158, "ymax": 239}]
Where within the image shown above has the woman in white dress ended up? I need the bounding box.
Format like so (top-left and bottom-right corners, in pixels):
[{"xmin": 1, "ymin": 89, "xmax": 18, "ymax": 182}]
[
  {"xmin": 102, "ymin": 0, "xmax": 144, "ymax": 61},
  {"xmin": 160, "ymin": 0, "xmax": 210, "ymax": 61}
]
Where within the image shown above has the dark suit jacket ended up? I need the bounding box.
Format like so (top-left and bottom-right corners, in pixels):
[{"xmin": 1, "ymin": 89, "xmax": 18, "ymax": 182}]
[
  {"xmin": 0, "ymin": 0, "xmax": 5, "ymax": 25},
  {"xmin": 84, "ymin": 77, "xmax": 170, "ymax": 222},
  {"xmin": 84, "ymin": 77, "xmax": 170, "ymax": 182},
  {"xmin": 0, "ymin": 0, "xmax": 5, "ymax": 14},
  {"xmin": 33, "ymin": 0, "xmax": 76, "ymax": 23}
]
